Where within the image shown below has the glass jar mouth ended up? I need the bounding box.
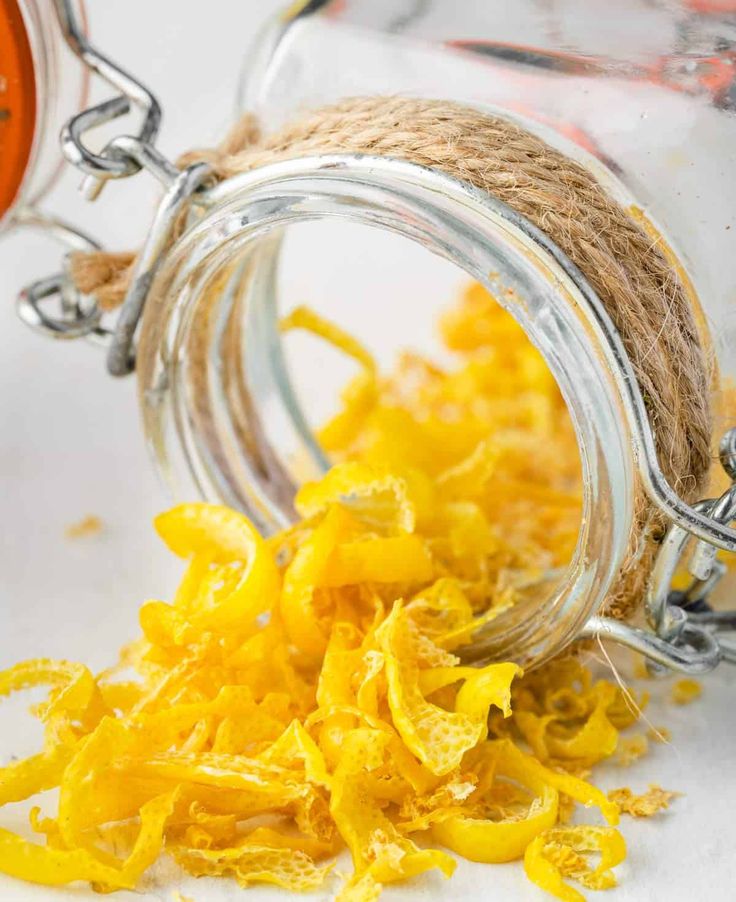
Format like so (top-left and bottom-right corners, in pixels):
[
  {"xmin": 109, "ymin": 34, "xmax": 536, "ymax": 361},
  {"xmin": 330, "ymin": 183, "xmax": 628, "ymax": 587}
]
[{"xmin": 138, "ymin": 154, "xmax": 635, "ymax": 669}]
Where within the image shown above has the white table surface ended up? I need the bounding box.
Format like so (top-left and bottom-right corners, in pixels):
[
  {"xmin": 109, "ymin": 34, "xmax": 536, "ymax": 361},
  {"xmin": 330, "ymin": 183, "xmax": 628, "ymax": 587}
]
[{"xmin": 1, "ymin": 2, "xmax": 735, "ymax": 900}]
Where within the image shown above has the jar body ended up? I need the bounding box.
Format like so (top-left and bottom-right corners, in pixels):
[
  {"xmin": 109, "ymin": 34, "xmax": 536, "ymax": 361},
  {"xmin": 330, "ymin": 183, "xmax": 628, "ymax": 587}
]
[{"xmin": 0, "ymin": 0, "xmax": 88, "ymax": 224}]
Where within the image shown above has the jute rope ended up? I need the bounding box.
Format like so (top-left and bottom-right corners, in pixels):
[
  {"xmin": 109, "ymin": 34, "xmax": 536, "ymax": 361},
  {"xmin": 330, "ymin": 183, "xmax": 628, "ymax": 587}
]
[{"xmin": 71, "ymin": 96, "xmax": 714, "ymax": 619}]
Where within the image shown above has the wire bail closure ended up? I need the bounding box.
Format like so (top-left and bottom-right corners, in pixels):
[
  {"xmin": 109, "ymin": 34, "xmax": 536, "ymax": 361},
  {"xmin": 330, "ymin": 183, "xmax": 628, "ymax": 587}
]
[
  {"xmin": 53, "ymin": 0, "xmax": 162, "ymax": 198},
  {"xmin": 16, "ymin": 0, "xmax": 213, "ymax": 375},
  {"xmin": 13, "ymin": 3, "xmax": 736, "ymax": 674}
]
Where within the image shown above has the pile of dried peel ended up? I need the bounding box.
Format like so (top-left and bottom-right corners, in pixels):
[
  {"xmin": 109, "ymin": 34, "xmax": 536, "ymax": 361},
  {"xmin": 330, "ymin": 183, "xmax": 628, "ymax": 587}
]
[{"xmin": 0, "ymin": 285, "xmax": 668, "ymax": 901}]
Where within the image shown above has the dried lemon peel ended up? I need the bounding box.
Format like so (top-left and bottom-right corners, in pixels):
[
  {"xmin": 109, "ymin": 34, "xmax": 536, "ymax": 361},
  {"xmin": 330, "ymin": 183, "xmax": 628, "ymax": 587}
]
[
  {"xmin": 0, "ymin": 788, "xmax": 177, "ymax": 890},
  {"xmin": 64, "ymin": 514, "xmax": 104, "ymax": 539},
  {"xmin": 0, "ymin": 502, "xmax": 629, "ymax": 901},
  {"xmin": 524, "ymin": 825, "xmax": 627, "ymax": 902},
  {"xmin": 296, "ymin": 462, "xmax": 418, "ymax": 534},
  {"xmin": 375, "ymin": 604, "xmax": 522, "ymax": 776},
  {"xmin": 153, "ymin": 504, "xmax": 281, "ymax": 633},
  {"xmin": 320, "ymin": 282, "xmax": 582, "ymax": 596},
  {"xmin": 646, "ymin": 725, "xmax": 671, "ymax": 744},
  {"xmin": 430, "ymin": 740, "xmax": 616, "ymax": 866},
  {"xmin": 280, "ymin": 305, "xmax": 377, "ymax": 376},
  {"xmin": 615, "ymin": 735, "xmax": 648, "ymax": 767},
  {"xmin": 0, "ymin": 285, "xmax": 656, "ymax": 901},
  {"xmin": 506, "ymin": 659, "xmax": 645, "ymax": 773},
  {"xmin": 330, "ymin": 728, "xmax": 456, "ymax": 887},
  {"xmin": 171, "ymin": 840, "xmax": 334, "ymax": 891},
  {"xmin": 607, "ymin": 786, "xmax": 679, "ymax": 818},
  {"xmin": 671, "ymin": 678, "xmax": 702, "ymax": 705}
]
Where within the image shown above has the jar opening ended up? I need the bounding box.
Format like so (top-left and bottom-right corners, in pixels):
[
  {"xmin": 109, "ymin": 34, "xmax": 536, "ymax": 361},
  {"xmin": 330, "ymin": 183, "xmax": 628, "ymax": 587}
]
[{"xmin": 139, "ymin": 156, "xmax": 635, "ymax": 667}]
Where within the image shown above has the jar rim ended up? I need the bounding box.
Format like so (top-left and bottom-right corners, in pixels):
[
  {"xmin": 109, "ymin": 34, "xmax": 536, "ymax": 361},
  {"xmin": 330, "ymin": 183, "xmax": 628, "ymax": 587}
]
[{"xmin": 138, "ymin": 153, "xmax": 636, "ymax": 668}]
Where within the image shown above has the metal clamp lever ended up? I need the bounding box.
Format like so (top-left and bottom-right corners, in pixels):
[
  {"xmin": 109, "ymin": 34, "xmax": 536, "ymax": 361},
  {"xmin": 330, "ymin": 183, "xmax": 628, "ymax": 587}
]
[
  {"xmin": 53, "ymin": 0, "xmax": 162, "ymax": 196},
  {"xmin": 106, "ymin": 161, "xmax": 214, "ymax": 376},
  {"xmin": 583, "ymin": 430, "xmax": 736, "ymax": 675},
  {"xmin": 14, "ymin": 210, "xmax": 110, "ymax": 345},
  {"xmin": 16, "ymin": 1, "xmax": 195, "ymax": 360},
  {"xmin": 579, "ymin": 615, "xmax": 722, "ymax": 674}
]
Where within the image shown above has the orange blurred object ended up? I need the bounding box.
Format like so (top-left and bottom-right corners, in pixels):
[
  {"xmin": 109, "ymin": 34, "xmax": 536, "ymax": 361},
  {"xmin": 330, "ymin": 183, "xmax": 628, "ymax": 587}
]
[
  {"xmin": 686, "ymin": 0, "xmax": 736, "ymax": 11},
  {"xmin": 0, "ymin": 0, "xmax": 36, "ymax": 219}
]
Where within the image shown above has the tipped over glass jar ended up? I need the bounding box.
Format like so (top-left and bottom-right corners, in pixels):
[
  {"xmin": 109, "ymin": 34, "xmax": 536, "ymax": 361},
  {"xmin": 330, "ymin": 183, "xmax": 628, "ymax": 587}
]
[{"xmin": 4, "ymin": 0, "xmax": 736, "ymax": 672}]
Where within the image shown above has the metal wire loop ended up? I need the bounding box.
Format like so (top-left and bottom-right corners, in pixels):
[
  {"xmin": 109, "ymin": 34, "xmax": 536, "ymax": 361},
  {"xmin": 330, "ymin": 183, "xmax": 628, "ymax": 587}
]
[
  {"xmin": 16, "ymin": 269, "xmax": 112, "ymax": 346},
  {"xmin": 106, "ymin": 161, "xmax": 215, "ymax": 376},
  {"xmin": 53, "ymin": 0, "xmax": 163, "ymax": 187},
  {"xmin": 580, "ymin": 615, "xmax": 722, "ymax": 674},
  {"xmin": 721, "ymin": 427, "xmax": 736, "ymax": 481}
]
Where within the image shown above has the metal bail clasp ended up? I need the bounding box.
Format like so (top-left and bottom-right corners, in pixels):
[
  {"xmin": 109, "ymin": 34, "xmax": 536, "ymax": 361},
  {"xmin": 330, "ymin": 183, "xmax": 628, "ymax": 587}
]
[
  {"xmin": 646, "ymin": 428, "xmax": 736, "ymax": 669},
  {"xmin": 585, "ymin": 428, "xmax": 736, "ymax": 674},
  {"xmin": 15, "ymin": 0, "xmax": 217, "ymax": 375}
]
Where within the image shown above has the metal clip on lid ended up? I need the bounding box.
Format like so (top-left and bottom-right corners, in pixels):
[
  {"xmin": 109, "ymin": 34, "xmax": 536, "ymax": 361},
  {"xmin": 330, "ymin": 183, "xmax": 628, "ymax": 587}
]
[
  {"xmin": 582, "ymin": 428, "xmax": 736, "ymax": 675},
  {"xmin": 16, "ymin": 0, "xmax": 212, "ymax": 375},
  {"xmin": 53, "ymin": 0, "xmax": 162, "ymax": 197}
]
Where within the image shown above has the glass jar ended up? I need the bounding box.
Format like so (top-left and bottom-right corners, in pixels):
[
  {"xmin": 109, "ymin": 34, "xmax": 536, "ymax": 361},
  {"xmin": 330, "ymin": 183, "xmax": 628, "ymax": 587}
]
[
  {"xmin": 0, "ymin": 0, "xmax": 88, "ymax": 225},
  {"xmin": 9, "ymin": 0, "xmax": 736, "ymax": 672}
]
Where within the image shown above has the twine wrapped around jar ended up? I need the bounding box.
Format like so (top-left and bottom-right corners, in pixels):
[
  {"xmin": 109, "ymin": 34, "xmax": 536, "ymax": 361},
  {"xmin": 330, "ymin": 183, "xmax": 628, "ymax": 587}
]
[{"xmin": 70, "ymin": 96, "xmax": 714, "ymax": 621}]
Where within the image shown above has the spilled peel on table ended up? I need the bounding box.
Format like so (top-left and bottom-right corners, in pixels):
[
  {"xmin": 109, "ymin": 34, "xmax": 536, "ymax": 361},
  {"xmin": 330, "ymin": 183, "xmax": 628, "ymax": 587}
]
[{"xmin": 0, "ymin": 285, "xmax": 673, "ymax": 900}]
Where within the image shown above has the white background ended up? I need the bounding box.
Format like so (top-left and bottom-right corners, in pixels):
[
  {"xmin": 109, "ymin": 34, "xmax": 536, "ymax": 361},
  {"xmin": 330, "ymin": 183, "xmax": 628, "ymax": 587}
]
[{"xmin": 1, "ymin": 2, "xmax": 735, "ymax": 900}]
